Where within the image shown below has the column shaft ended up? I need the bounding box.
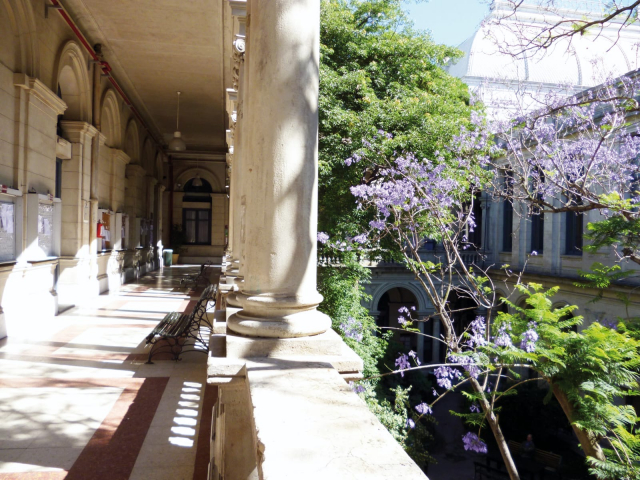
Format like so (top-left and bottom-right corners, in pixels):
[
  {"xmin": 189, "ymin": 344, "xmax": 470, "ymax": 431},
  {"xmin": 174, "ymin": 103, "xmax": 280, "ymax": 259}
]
[{"xmin": 228, "ymin": 0, "xmax": 329, "ymax": 338}]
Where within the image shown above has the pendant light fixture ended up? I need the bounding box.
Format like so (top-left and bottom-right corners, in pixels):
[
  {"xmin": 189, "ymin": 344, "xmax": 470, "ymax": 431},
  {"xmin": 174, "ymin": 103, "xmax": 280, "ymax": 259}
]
[{"xmin": 168, "ymin": 91, "xmax": 186, "ymax": 152}]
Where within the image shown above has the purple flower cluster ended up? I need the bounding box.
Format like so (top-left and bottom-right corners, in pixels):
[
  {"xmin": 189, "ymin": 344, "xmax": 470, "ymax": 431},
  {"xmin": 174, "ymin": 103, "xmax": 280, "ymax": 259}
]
[
  {"xmin": 494, "ymin": 323, "xmax": 513, "ymax": 348},
  {"xmin": 397, "ymin": 306, "xmax": 415, "ymax": 326},
  {"xmin": 449, "ymin": 354, "xmax": 481, "ymax": 379},
  {"xmin": 467, "ymin": 316, "xmax": 487, "ymax": 348},
  {"xmin": 462, "ymin": 432, "xmax": 488, "ymax": 454},
  {"xmin": 406, "ymin": 418, "xmax": 416, "ymax": 429},
  {"xmin": 339, "ymin": 316, "xmax": 363, "ymax": 342},
  {"xmin": 415, "ymin": 402, "xmax": 433, "ymax": 415},
  {"xmin": 349, "ymin": 381, "xmax": 365, "ymax": 394},
  {"xmin": 348, "ymin": 151, "xmax": 462, "ymax": 230},
  {"xmin": 434, "ymin": 365, "xmax": 461, "ymax": 389},
  {"xmin": 408, "ymin": 350, "xmax": 421, "ymax": 366},
  {"xmin": 520, "ymin": 321, "xmax": 539, "ymax": 353},
  {"xmin": 317, "ymin": 232, "xmax": 329, "ymax": 244},
  {"xmin": 395, "ymin": 353, "xmax": 410, "ymax": 377}
]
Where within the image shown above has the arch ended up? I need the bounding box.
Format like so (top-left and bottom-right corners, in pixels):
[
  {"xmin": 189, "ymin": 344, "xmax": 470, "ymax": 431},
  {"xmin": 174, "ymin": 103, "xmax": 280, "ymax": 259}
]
[
  {"xmin": 0, "ymin": 0, "xmax": 39, "ymax": 76},
  {"xmin": 123, "ymin": 119, "xmax": 140, "ymax": 164},
  {"xmin": 0, "ymin": 1, "xmax": 21, "ymax": 72},
  {"xmin": 369, "ymin": 281, "xmax": 430, "ymax": 314},
  {"xmin": 175, "ymin": 168, "xmax": 223, "ymax": 192},
  {"xmin": 100, "ymin": 89, "xmax": 121, "ymax": 148},
  {"xmin": 55, "ymin": 41, "xmax": 91, "ymax": 122}
]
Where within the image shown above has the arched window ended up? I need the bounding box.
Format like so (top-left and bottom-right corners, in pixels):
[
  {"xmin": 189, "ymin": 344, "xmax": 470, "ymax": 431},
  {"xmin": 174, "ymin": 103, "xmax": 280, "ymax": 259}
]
[{"xmin": 377, "ymin": 287, "xmax": 419, "ymax": 355}]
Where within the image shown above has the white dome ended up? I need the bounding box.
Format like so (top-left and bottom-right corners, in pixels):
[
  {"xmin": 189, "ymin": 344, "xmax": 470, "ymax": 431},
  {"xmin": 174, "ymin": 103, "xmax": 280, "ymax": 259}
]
[{"xmin": 448, "ymin": 2, "xmax": 640, "ymax": 88}]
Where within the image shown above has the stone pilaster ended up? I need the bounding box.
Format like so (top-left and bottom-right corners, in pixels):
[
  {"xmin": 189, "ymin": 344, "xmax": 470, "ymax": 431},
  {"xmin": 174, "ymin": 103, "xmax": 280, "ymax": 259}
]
[
  {"xmin": 228, "ymin": 0, "xmax": 330, "ymax": 338},
  {"xmin": 125, "ymin": 164, "xmax": 146, "ymax": 249}
]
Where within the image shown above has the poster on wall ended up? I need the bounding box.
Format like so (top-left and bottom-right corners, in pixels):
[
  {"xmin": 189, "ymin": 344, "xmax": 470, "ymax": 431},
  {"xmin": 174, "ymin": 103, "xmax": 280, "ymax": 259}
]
[
  {"xmin": 0, "ymin": 202, "xmax": 15, "ymax": 262},
  {"xmin": 38, "ymin": 202, "xmax": 54, "ymax": 257}
]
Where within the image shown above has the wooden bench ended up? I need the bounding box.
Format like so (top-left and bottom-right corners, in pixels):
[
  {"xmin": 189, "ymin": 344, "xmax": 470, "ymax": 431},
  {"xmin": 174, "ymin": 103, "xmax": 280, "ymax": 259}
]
[
  {"xmin": 180, "ymin": 260, "xmax": 213, "ymax": 288},
  {"xmin": 508, "ymin": 440, "xmax": 563, "ymax": 478},
  {"xmin": 144, "ymin": 283, "xmax": 217, "ymax": 363}
]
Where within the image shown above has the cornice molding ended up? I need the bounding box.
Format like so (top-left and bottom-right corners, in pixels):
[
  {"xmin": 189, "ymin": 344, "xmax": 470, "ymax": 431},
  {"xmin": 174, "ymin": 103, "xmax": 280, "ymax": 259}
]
[
  {"xmin": 112, "ymin": 149, "xmax": 131, "ymax": 166},
  {"xmin": 228, "ymin": 0, "xmax": 247, "ymax": 18},
  {"xmin": 60, "ymin": 121, "xmax": 99, "ymax": 143},
  {"xmin": 14, "ymin": 74, "xmax": 67, "ymax": 116}
]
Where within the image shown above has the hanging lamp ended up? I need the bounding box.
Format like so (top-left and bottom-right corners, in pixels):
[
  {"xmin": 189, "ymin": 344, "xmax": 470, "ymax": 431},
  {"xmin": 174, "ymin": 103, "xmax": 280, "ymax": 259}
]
[{"xmin": 168, "ymin": 91, "xmax": 187, "ymax": 151}]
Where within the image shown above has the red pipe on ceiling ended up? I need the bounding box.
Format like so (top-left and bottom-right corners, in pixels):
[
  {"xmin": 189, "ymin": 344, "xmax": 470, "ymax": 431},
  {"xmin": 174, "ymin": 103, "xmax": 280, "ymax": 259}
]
[{"xmin": 49, "ymin": 0, "xmax": 162, "ymax": 147}]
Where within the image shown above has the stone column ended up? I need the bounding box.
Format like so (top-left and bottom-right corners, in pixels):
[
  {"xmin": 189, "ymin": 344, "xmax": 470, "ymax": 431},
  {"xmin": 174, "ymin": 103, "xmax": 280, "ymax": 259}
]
[
  {"xmin": 228, "ymin": 0, "xmax": 330, "ymax": 338},
  {"xmin": 227, "ymin": 2, "xmax": 247, "ymax": 283}
]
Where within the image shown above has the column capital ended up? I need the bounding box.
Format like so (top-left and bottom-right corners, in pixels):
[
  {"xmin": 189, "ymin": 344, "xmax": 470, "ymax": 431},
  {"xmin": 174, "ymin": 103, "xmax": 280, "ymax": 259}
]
[
  {"xmin": 111, "ymin": 149, "xmax": 131, "ymax": 166},
  {"xmin": 96, "ymin": 132, "xmax": 107, "ymax": 146},
  {"xmin": 226, "ymin": 88, "xmax": 238, "ymax": 116},
  {"xmin": 228, "ymin": 0, "xmax": 247, "ymax": 17},
  {"xmin": 126, "ymin": 164, "xmax": 146, "ymax": 178},
  {"xmin": 157, "ymin": 184, "xmax": 166, "ymax": 193},
  {"xmin": 14, "ymin": 74, "xmax": 67, "ymax": 116},
  {"xmin": 60, "ymin": 121, "xmax": 99, "ymax": 143}
]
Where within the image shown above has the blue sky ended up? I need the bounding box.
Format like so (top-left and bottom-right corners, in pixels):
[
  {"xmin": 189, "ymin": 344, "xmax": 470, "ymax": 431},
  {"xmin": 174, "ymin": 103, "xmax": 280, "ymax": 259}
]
[{"xmin": 402, "ymin": 0, "xmax": 490, "ymax": 47}]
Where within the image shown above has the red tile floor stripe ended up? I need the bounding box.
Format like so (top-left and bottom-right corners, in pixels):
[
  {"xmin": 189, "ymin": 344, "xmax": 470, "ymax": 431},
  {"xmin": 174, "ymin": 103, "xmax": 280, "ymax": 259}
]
[
  {"xmin": 192, "ymin": 384, "xmax": 218, "ymax": 480},
  {"xmin": 64, "ymin": 377, "xmax": 170, "ymax": 480},
  {"xmin": 0, "ymin": 377, "xmax": 169, "ymax": 480}
]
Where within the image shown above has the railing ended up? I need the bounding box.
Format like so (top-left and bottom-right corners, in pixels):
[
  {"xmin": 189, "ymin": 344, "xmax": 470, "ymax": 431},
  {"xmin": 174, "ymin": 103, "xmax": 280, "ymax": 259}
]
[{"xmin": 318, "ymin": 249, "xmax": 482, "ymax": 269}]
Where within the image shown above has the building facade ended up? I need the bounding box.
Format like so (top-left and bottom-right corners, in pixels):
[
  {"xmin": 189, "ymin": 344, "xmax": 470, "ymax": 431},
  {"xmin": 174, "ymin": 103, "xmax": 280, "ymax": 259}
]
[{"xmin": 363, "ymin": 0, "xmax": 640, "ymax": 366}]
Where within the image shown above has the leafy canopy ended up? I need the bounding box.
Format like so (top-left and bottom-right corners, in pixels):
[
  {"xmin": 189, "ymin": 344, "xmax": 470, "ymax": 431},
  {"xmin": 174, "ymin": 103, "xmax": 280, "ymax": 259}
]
[{"xmin": 319, "ymin": 0, "xmax": 477, "ymax": 242}]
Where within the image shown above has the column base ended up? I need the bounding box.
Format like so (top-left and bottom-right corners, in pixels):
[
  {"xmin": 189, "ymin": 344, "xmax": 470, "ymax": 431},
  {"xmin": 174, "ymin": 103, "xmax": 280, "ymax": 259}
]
[
  {"xmin": 225, "ymin": 328, "xmax": 342, "ymax": 357},
  {"xmin": 228, "ymin": 304, "xmax": 330, "ymax": 338},
  {"xmin": 0, "ymin": 310, "xmax": 6, "ymax": 340}
]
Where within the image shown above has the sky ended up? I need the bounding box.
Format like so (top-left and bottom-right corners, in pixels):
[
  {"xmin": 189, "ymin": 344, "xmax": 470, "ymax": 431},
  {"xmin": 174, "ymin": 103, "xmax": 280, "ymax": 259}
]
[{"xmin": 402, "ymin": 0, "xmax": 491, "ymax": 47}]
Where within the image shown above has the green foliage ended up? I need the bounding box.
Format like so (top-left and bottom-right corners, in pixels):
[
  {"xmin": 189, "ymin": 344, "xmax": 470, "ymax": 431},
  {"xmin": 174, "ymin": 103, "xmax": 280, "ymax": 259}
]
[
  {"xmin": 585, "ymin": 213, "xmax": 640, "ymax": 262},
  {"xmin": 318, "ymin": 0, "xmax": 476, "ymax": 241},
  {"xmin": 360, "ymin": 384, "xmax": 436, "ymax": 470},
  {"xmin": 494, "ymin": 284, "xmax": 640, "ymax": 480},
  {"xmin": 317, "ymin": 255, "xmax": 386, "ymax": 378},
  {"xmin": 316, "ymin": 0, "xmax": 479, "ymax": 469}
]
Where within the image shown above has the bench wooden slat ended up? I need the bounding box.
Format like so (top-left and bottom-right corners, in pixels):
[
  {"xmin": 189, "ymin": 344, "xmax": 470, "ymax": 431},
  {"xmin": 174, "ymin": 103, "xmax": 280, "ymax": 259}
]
[
  {"xmin": 508, "ymin": 440, "xmax": 562, "ymax": 470},
  {"xmin": 144, "ymin": 283, "xmax": 217, "ymax": 363}
]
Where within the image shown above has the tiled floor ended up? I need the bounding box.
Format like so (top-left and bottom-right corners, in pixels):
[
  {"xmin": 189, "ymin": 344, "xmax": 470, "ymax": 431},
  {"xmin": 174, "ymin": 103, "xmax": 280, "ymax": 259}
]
[{"xmin": 0, "ymin": 266, "xmax": 217, "ymax": 480}]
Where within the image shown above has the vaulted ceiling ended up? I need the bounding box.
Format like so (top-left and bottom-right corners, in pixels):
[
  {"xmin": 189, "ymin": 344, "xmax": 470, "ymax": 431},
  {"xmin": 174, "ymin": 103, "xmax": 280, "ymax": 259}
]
[{"xmin": 61, "ymin": 0, "xmax": 233, "ymax": 153}]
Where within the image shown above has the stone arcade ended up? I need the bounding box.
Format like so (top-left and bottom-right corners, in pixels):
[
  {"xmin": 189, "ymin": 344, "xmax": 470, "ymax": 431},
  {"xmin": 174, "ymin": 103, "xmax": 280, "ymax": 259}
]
[{"xmin": 0, "ymin": 0, "xmax": 428, "ymax": 478}]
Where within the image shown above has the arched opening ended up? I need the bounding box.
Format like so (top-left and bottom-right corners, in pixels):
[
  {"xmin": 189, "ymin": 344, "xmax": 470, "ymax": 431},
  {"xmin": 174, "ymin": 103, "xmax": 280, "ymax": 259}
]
[
  {"xmin": 56, "ymin": 42, "xmax": 91, "ymax": 124},
  {"xmin": 377, "ymin": 287, "xmax": 418, "ymax": 353},
  {"xmin": 58, "ymin": 65, "xmax": 81, "ymax": 120},
  {"xmin": 0, "ymin": 2, "xmax": 20, "ymax": 73},
  {"xmin": 100, "ymin": 90, "xmax": 121, "ymax": 148},
  {"xmin": 124, "ymin": 120, "xmax": 140, "ymax": 164}
]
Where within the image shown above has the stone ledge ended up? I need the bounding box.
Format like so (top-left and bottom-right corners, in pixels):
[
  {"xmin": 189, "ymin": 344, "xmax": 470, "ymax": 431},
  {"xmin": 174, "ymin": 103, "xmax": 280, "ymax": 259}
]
[
  {"xmin": 245, "ymin": 358, "xmax": 428, "ymax": 480},
  {"xmin": 225, "ymin": 328, "xmax": 344, "ymax": 358}
]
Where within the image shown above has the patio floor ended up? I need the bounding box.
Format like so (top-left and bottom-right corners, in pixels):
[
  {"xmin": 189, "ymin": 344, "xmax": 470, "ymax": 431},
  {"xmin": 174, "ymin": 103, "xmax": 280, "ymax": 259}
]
[{"xmin": 0, "ymin": 266, "xmax": 218, "ymax": 480}]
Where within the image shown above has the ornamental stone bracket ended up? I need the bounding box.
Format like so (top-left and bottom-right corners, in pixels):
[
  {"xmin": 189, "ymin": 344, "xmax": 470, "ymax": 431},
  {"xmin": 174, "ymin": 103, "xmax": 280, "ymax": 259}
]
[
  {"xmin": 14, "ymin": 73, "xmax": 68, "ymax": 116},
  {"xmin": 226, "ymin": 130, "xmax": 234, "ymax": 154}
]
